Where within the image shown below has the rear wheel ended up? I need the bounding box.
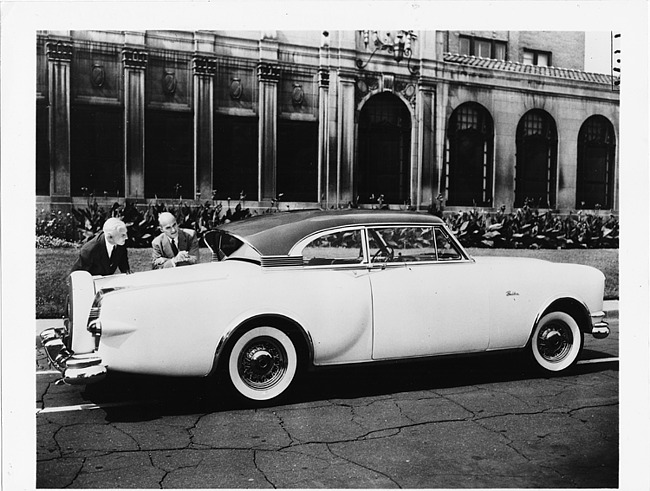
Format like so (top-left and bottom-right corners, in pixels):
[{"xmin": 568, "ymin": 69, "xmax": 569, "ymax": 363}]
[
  {"xmin": 227, "ymin": 326, "xmax": 298, "ymax": 402},
  {"xmin": 530, "ymin": 311, "xmax": 583, "ymax": 373}
]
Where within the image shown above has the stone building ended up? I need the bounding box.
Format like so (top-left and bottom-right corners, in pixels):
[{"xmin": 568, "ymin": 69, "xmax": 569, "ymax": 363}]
[{"xmin": 36, "ymin": 30, "xmax": 619, "ymax": 214}]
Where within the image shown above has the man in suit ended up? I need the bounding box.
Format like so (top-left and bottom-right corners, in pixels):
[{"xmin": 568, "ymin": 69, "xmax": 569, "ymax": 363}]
[
  {"xmin": 151, "ymin": 212, "xmax": 199, "ymax": 269},
  {"xmin": 71, "ymin": 218, "xmax": 131, "ymax": 276}
]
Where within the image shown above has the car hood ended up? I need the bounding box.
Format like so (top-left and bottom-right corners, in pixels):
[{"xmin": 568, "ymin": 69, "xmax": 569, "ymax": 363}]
[{"xmin": 471, "ymin": 254, "xmax": 605, "ymax": 279}]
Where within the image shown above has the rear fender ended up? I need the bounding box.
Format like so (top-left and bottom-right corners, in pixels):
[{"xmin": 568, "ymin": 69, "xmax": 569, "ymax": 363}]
[
  {"xmin": 69, "ymin": 271, "xmax": 97, "ymax": 354},
  {"xmin": 210, "ymin": 313, "xmax": 313, "ymax": 376}
]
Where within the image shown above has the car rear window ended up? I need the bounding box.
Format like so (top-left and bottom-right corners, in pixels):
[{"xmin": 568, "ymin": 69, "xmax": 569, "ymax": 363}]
[{"xmin": 205, "ymin": 231, "xmax": 260, "ymax": 262}]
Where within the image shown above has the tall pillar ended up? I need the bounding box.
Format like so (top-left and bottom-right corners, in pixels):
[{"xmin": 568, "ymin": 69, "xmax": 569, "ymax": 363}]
[
  {"xmin": 257, "ymin": 62, "xmax": 280, "ymax": 201},
  {"xmin": 337, "ymin": 70, "xmax": 356, "ymax": 206},
  {"xmin": 122, "ymin": 47, "xmax": 147, "ymax": 200},
  {"xmin": 318, "ymin": 67, "xmax": 330, "ymax": 207},
  {"xmin": 417, "ymin": 85, "xmax": 436, "ymax": 209},
  {"xmin": 192, "ymin": 56, "xmax": 216, "ymax": 200},
  {"xmin": 46, "ymin": 39, "xmax": 72, "ymax": 199}
]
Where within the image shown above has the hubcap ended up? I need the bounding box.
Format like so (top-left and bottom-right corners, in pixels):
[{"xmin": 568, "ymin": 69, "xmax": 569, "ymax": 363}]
[
  {"xmin": 238, "ymin": 337, "xmax": 287, "ymax": 390},
  {"xmin": 537, "ymin": 322, "xmax": 573, "ymax": 362}
]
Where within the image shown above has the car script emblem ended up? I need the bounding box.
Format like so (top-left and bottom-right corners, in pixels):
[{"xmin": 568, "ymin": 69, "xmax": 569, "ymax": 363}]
[{"xmin": 506, "ymin": 290, "xmax": 520, "ymax": 297}]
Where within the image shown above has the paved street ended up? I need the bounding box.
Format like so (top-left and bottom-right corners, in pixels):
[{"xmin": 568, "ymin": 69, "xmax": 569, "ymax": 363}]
[{"xmin": 37, "ymin": 315, "xmax": 618, "ymax": 488}]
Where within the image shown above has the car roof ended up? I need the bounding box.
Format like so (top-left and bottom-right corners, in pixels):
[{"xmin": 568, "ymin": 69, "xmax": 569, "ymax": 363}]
[{"xmin": 218, "ymin": 209, "xmax": 445, "ymax": 256}]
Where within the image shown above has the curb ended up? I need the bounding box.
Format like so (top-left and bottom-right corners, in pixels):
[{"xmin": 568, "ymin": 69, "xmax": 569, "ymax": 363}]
[{"xmin": 36, "ymin": 300, "xmax": 620, "ymax": 348}]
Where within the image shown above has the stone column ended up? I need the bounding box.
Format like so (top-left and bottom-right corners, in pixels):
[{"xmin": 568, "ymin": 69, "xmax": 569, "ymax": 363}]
[
  {"xmin": 337, "ymin": 70, "xmax": 356, "ymax": 206},
  {"xmin": 122, "ymin": 47, "xmax": 147, "ymax": 200},
  {"xmin": 257, "ymin": 62, "xmax": 280, "ymax": 201},
  {"xmin": 318, "ymin": 67, "xmax": 330, "ymax": 207},
  {"xmin": 46, "ymin": 39, "xmax": 72, "ymax": 199},
  {"xmin": 192, "ymin": 56, "xmax": 216, "ymax": 201},
  {"xmin": 417, "ymin": 84, "xmax": 436, "ymax": 209}
]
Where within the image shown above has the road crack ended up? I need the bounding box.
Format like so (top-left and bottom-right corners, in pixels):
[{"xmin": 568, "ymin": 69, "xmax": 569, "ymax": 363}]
[{"xmin": 325, "ymin": 442, "xmax": 402, "ymax": 488}]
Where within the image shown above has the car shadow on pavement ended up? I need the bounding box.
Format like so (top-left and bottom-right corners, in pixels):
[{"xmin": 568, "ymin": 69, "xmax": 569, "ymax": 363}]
[{"xmin": 83, "ymin": 351, "xmax": 618, "ymax": 422}]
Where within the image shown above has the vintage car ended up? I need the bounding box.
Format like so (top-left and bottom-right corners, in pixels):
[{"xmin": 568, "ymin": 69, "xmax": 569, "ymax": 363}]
[{"xmin": 41, "ymin": 209, "xmax": 610, "ymax": 403}]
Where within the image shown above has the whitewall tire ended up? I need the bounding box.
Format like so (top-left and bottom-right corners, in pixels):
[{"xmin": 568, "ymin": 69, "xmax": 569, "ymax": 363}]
[
  {"xmin": 531, "ymin": 311, "xmax": 583, "ymax": 373},
  {"xmin": 228, "ymin": 326, "xmax": 298, "ymax": 402}
]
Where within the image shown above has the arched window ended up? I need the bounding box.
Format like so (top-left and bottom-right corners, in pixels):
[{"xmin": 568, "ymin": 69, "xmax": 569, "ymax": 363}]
[
  {"xmin": 357, "ymin": 92, "xmax": 411, "ymax": 205},
  {"xmin": 576, "ymin": 116, "xmax": 616, "ymax": 209},
  {"xmin": 515, "ymin": 109, "xmax": 558, "ymax": 208},
  {"xmin": 444, "ymin": 103, "xmax": 494, "ymax": 206}
]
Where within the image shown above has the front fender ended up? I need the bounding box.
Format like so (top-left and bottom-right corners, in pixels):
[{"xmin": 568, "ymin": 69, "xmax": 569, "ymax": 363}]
[{"xmin": 532, "ymin": 294, "xmax": 593, "ymax": 334}]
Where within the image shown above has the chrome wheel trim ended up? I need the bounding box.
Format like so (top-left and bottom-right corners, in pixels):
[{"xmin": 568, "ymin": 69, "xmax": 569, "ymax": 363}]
[
  {"xmin": 237, "ymin": 336, "xmax": 288, "ymax": 390},
  {"xmin": 228, "ymin": 327, "xmax": 298, "ymax": 401},
  {"xmin": 531, "ymin": 311, "xmax": 582, "ymax": 372},
  {"xmin": 536, "ymin": 322, "xmax": 573, "ymax": 363}
]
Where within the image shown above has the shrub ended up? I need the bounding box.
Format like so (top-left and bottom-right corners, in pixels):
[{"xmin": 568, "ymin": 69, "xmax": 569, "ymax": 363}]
[
  {"xmin": 36, "ymin": 197, "xmax": 618, "ymax": 250},
  {"xmin": 442, "ymin": 202, "xmax": 619, "ymax": 249},
  {"xmin": 37, "ymin": 194, "xmax": 255, "ymax": 248},
  {"xmin": 36, "ymin": 235, "xmax": 78, "ymax": 249},
  {"xmin": 35, "ymin": 209, "xmax": 79, "ymax": 242}
]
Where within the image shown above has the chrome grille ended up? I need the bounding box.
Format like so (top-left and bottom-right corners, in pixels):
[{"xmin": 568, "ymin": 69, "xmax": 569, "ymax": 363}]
[{"xmin": 261, "ymin": 256, "xmax": 304, "ymax": 269}]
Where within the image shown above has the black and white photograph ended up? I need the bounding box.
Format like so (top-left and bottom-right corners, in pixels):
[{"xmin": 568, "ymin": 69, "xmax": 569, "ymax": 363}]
[{"xmin": 1, "ymin": 1, "xmax": 648, "ymax": 489}]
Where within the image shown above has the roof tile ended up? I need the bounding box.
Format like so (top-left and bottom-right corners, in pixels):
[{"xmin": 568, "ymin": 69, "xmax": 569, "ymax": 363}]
[{"xmin": 443, "ymin": 53, "xmax": 617, "ymax": 85}]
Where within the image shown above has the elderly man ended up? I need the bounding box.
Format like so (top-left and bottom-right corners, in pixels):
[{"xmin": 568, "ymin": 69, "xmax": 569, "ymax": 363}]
[
  {"xmin": 151, "ymin": 212, "xmax": 199, "ymax": 269},
  {"xmin": 71, "ymin": 217, "xmax": 131, "ymax": 276}
]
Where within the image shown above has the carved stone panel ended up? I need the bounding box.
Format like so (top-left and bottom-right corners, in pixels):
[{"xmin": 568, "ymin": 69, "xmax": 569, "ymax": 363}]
[
  {"xmin": 279, "ymin": 68, "xmax": 317, "ymax": 118},
  {"xmin": 72, "ymin": 41, "xmax": 121, "ymax": 102},
  {"xmin": 215, "ymin": 62, "xmax": 256, "ymax": 112},
  {"xmin": 146, "ymin": 51, "xmax": 191, "ymax": 109}
]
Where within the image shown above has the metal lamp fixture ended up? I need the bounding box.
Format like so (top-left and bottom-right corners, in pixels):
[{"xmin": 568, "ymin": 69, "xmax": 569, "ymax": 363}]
[{"xmin": 356, "ymin": 30, "xmax": 419, "ymax": 76}]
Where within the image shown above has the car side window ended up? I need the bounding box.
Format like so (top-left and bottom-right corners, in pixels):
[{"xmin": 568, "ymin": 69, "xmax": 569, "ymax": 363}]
[
  {"xmin": 434, "ymin": 227, "xmax": 463, "ymax": 261},
  {"xmin": 368, "ymin": 227, "xmax": 437, "ymax": 263},
  {"xmin": 302, "ymin": 229, "xmax": 364, "ymax": 266}
]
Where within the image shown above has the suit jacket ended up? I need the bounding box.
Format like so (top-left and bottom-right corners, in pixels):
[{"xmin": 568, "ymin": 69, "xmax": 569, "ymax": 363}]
[
  {"xmin": 151, "ymin": 228, "xmax": 199, "ymax": 269},
  {"xmin": 71, "ymin": 232, "xmax": 130, "ymax": 276}
]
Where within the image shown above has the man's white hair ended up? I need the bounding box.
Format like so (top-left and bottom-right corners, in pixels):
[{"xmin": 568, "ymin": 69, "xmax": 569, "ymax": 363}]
[
  {"xmin": 103, "ymin": 217, "xmax": 127, "ymax": 234},
  {"xmin": 158, "ymin": 212, "xmax": 176, "ymax": 226}
]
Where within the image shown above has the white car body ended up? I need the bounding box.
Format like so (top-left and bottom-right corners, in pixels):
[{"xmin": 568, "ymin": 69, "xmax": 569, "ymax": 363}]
[{"xmin": 41, "ymin": 210, "xmax": 609, "ymax": 403}]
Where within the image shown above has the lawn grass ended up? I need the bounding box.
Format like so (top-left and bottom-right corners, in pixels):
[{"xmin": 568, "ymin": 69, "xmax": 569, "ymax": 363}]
[{"xmin": 36, "ymin": 246, "xmax": 619, "ymax": 318}]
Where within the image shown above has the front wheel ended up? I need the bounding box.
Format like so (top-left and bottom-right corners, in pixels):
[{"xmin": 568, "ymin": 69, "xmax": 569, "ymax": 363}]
[
  {"xmin": 530, "ymin": 311, "xmax": 583, "ymax": 373},
  {"xmin": 228, "ymin": 326, "xmax": 298, "ymax": 402}
]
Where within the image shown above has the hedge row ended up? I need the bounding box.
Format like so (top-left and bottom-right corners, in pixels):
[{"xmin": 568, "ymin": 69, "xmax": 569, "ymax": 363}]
[
  {"xmin": 436, "ymin": 204, "xmax": 619, "ymax": 249},
  {"xmin": 36, "ymin": 198, "xmax": 619, "ymax": 249}
]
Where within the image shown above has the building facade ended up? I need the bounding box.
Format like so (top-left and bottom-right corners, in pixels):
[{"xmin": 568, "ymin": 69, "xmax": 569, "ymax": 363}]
[{"xmin": 36, "ymin": 30, "xmax": 620, "ymax": 214}]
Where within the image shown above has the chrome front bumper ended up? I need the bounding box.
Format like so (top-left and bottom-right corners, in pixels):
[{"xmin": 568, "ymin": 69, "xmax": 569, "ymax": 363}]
[
  {"xmin": 40, "ymin": 327, "xmax": 107, "ymax": 385},
  {"xmin": 590, "ymin": 311, "xmax": 610, "ymax": 339}
]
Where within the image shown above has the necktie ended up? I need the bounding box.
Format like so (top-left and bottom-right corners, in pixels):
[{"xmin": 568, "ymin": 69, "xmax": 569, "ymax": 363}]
[
  {"xmin": 109, "ymin": 247, "xmax": 116, "ymax": 267},
  {"xmin": 170, "ymin": 238, "xmax": 179, "ymax": 256}
]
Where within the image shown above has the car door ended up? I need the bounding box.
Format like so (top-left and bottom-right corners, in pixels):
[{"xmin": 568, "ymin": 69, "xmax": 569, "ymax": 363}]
[
  {"xmin": 369, "ymin": 225, "xmax": 490, "ymax": 360},
  {"xmin": 291, "ymin": 227, "xmax": 374, "ymax": 365}
]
